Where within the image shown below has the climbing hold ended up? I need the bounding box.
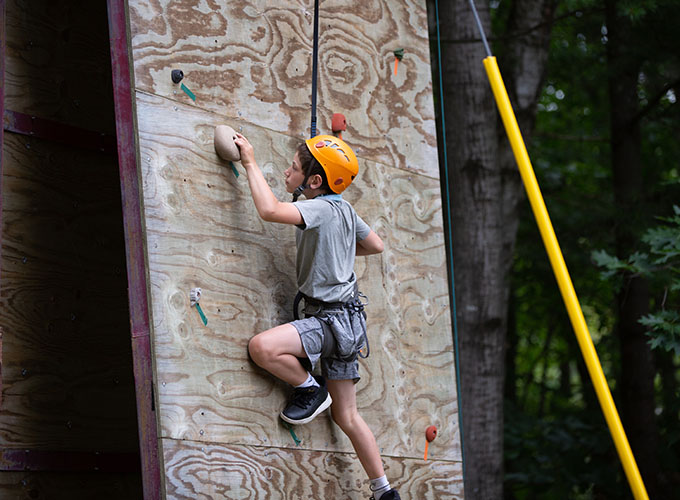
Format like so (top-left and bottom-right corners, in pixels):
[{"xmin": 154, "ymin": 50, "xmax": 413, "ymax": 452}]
[
  {"xmin": 393, "ymin": 48, "xmax": 404, "ymax": 76},
  {"xmin": 214, "ymin": 125, "xmax": 241, "ymax": 162},
  {"xmin": 424, "ymin": 425, "xmax": 437, "ymax": 461},
  {"xmin": 171, "ymin": 69, "xmax": 184, "ymax": 84},
  {"xmin": 190, "ymin": 287, "xmax": 201, "ymax": 306},
  {"xmin": 331, "ymin": 113, "xmax": 347, "ymax": 139},
  {"xmin": 331, "ymin": 113, "xmax": 346, "ymax": 132},
  {"xmin": 190, "ymin": 288, "xmax": 208, "ymax": 326}
]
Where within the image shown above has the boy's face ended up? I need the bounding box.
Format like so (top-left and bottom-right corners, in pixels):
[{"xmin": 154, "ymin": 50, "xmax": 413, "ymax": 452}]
[{"xmin": 284, "ymin": 152, "xmax": 306, "ymax": 193}]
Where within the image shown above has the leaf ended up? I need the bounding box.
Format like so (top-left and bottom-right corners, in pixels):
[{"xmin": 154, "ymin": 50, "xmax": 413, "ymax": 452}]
[
  {"xmin": 591, "ymin": 249, "xmax": 643, "ymax": 276},
  {"xmin": 639, "ymin": 311, "xmax": 680, "ymax": 355},
  {"xmin": 592, "ymin": 250, "xmax": 623, "ymax": 271},
  {"xmin": 628, "ymin": 251, "xmax": 652, "ymax": 272}
]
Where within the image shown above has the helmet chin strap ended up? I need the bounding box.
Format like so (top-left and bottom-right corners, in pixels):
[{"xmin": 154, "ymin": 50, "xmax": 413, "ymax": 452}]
[
  {"xmin": 292, "ymin": 184, "xmax": 307, "ymax": 202},
  {"xmin": 292, "ymin": 173, "xmax": 310, "ymax": 201}
]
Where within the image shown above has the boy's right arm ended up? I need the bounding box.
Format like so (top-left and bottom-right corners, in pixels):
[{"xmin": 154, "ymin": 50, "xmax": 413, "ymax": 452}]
[
  {"xmin": 356, "ymin": 230, "xmax": 384, "ymax": 255},
  {"xmin": 233, "ymin": 133, "xmax": 303, "ymax": 225}
]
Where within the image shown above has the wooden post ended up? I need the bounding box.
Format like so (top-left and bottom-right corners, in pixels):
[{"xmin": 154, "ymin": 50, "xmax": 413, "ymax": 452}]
[{"xmin": 107, "ymin": 1, "xmax": 163, "ymax": 498}]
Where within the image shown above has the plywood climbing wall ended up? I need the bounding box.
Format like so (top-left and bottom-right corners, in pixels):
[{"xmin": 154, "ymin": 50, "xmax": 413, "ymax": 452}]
[{"xmin": 127, "ymin": 0, "xmax": 463, "ymax": 497}]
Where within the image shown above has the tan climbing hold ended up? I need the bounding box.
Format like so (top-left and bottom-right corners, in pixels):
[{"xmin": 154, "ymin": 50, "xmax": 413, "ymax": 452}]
[{"xmin": 214, "ymin": 124, "xmax": 241, "ymax": 162}]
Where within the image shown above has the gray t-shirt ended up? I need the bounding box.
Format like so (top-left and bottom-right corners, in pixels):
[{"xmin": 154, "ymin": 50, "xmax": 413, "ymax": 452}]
[{"xmin": 294, "ymin": 194, "xmax": 371, "ymax": 303}]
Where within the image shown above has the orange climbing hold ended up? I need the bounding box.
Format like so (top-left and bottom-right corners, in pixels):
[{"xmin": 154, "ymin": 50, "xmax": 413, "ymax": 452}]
[{"xmin": 424, "ymin": 425, "xmax": 437, "ymax": 460}]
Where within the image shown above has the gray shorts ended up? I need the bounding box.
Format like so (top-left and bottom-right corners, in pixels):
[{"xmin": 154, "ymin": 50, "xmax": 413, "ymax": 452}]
[{"xmin": 290, "ymin": 303, "xmax": 367, "ymax": 381}]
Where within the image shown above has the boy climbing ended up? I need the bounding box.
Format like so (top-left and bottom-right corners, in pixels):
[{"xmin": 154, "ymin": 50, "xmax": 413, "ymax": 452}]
[{"xmin": 232, "ymin": 131, "xmax": 401, "ymax": 500}]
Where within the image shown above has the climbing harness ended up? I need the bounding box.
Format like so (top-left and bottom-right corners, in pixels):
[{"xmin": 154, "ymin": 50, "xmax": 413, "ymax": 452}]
[{"xmin": 293, "ymin": 288, "xmax": 370, "ymax": 361}]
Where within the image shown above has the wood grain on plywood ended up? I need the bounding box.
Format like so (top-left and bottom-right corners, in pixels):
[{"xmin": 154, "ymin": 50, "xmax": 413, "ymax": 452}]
[
  {"xmin": 127, "ymin": 0, "xmax": 437, "ymax": 177},
  {"xmin": 162, "ymin": 438, "xmax": 464, "ymax": 499},
  {"xmin": 126, "ymin": 0, "xmax": 462, "ymax": 495},
  {"xmin": 135, "ymin": 91, "xmax": 459, "ymax": 462}
]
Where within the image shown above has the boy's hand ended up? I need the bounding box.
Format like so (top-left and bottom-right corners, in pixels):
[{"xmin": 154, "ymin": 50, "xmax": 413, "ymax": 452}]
[{"xmin": 233, "ymin": 133, "xmax": 255, "ymax": 168}]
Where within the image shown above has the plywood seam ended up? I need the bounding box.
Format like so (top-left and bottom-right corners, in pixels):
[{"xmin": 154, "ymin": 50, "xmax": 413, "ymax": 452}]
[{"xmin": 161, "ymin": 436, "xmax": 461, "ymax": 464}]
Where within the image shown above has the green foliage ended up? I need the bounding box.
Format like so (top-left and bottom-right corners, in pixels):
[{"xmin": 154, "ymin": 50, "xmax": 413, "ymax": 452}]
[
  {"xmin": 591, "ymin": 250, "xmax": 654, "ymax": 278},
  {"xmin": 643, "ymin": 207, "xmax": 680, "ymax": 264},
  {"xmin": 594, "ymin": 206, "xmax": 680, "ymax": 354},
  {"xmin": 503, "ymin": 0, "xmax": 680, "ymax": 497},
  {"xmin": 639, "ymin": 311, "xmax": 680, "ymax": 352},
  {"xmin": 505, "ymin": 403, "xmax": 628, "ymax": 499},
  {"xmin": 617, "ymin": 0, "xmax": 658, "ymax": 22}
]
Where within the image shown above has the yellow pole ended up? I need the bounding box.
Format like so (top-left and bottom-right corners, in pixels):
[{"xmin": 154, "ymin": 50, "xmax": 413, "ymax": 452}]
[{"xmin": 482, "ymin": 56, "xmax": 648, "ymax": 500}]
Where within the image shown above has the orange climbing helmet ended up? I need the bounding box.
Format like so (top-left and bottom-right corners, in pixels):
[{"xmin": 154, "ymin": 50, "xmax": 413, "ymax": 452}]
[{"xmin": 305, "ymin": 135, "xmax": 359, "ymax": 194}]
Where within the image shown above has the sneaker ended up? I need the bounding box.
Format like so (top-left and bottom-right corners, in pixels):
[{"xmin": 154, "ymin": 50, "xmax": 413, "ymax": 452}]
[
  {"xmin": 280, "ymin": 376, "xmax": 332, "ymax": 425},
  {"xmin": 370, "ymin": 489, "xmax": 401, "ymax": 500}
]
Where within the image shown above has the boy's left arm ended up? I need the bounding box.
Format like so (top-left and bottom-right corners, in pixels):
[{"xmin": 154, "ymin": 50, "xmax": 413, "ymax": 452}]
[{"xmin": 233, "ymin": 133, "xmax": 303, "ymax": 225}]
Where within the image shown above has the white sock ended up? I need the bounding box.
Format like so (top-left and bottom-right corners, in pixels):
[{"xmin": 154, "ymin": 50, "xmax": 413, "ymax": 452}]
[
  {"xmin": 370, "ymin": 475, "xmax": 390, "ymax": 499},
  {"xmin": 295, "ymin": 372, "xmax": 319, "ymax": 389}
]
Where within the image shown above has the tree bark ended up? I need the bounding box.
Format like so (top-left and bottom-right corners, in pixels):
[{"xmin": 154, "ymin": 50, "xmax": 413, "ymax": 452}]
[
  {"xmin": 438, "ymin": 0, "xmax": 555, "ymax": 497},
  {"xmin": 605, "ymin": 1, "xmax": 659, "ymax": 496},
  {"xmin": 497, "ymin": 0, "xmax": 556, "ymax": 273},
  {"xmin": 440, "ymin": 1, "xmax": 505, "ymax": 497}
]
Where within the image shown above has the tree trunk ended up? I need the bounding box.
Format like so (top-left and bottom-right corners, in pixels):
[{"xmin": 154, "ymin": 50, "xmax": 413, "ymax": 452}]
[
  {"xmin": 605, "ymin": 1, "xmax": 659, "ymax": 496},
  {"xmin": 439, "ymin": 1, "xmax": 555, "ymax": 497},
  {"xmin": 504, "ymin": 292, "xmax": 517, "ymax": 403},
  {"xmin": 497, "ymin": 0, "xmax": 556, "ymax": 274},
  {"xmin": 440, "ymin": 1, "xmax": 505, "ymax": 497}
]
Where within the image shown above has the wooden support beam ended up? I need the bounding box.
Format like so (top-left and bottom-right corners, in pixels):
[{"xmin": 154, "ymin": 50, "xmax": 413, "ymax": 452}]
[
  {"xmin": 0, "ymin": 0, "xmax": 6, "ymax": 412},
  {"xmin": 106, "ymin": 1, "xmax": 162, "ymax": 499},
  {"xmin": 3, "ymin": 109, "xmax": 117, "ymax": 154},
  {"xmin": 0, "ymin": 450, "xmax": 141, "ymax": 473}
]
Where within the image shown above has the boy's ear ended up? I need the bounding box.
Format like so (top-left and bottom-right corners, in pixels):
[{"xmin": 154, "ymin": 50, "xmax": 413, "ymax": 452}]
[{"xmin": 308, "ymin": 173, "xmax": 324, "ymax": 189}]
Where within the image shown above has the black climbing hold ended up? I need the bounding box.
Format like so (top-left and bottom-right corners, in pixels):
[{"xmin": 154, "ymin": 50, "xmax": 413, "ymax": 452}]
[{"xmin": 171, "ymin": 69, "xmax": 184, "ymax": 84}]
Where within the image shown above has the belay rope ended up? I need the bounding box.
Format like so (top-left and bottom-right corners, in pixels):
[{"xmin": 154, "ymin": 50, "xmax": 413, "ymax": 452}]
[
  {"xmin": 434, "ymin": 0, "xmax": 466, "ymax": 475},
  {"xmin": 310, "ymin": 0, "xmax": 320, "ymax": 138},
  {"xmin": 291, "ymin": 0, "xmax": 321, "ymax": 204},
  {"xmin": 299, "ymin": 0, "xmax": 464, "ymax": 467},
  {"xmin": 295, "ymin": 2, "xmax": 369, "ymax": 362},
  {"xmin": 293, "ymin": 0, "xmax": 319, "ymax": 203}
]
